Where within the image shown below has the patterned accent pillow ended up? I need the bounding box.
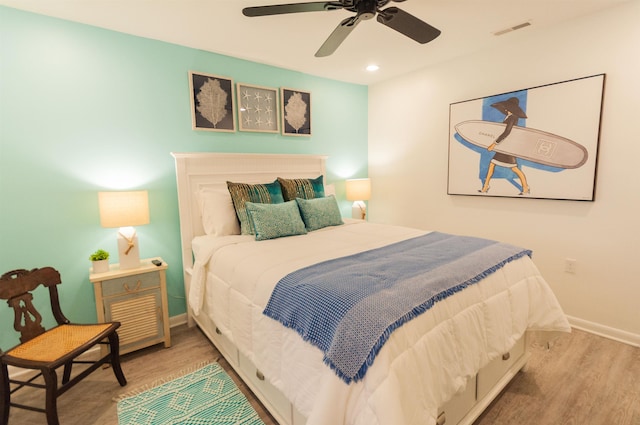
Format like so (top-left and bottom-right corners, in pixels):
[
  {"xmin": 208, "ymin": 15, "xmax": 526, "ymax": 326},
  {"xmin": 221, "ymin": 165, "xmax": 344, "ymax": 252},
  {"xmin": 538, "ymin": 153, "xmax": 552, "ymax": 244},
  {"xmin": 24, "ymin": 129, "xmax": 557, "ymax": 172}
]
[
  {"xmin": 296, "ymin": 195, "xmax": 344, "ymax": 232},
  {"xmin": 227, "ymin": 180, "xmax": 284, "ymax": 235},
  {"xmin": 277, "ymin": 175, "xmax": 325, "ymax": 201},
  {"xmin": 245, "ymin": 201, "xmax": 307, "ymax": 241}
]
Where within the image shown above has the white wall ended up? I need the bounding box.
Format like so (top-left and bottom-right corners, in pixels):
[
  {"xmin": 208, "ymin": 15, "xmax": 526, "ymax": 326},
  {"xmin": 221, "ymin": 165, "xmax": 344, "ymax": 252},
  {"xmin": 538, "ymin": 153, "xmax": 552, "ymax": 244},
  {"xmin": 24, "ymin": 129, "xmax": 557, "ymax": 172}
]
[{"xmin": 368, "ymin": 1, "xmax": 640, "ymax": 345}]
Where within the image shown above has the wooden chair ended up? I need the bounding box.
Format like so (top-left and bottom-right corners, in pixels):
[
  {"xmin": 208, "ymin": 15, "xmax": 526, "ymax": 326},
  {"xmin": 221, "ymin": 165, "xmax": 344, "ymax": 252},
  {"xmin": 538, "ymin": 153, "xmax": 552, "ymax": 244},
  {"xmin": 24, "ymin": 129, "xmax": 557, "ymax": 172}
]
[{"xmin": 0, "ymin": 267, "xmax": 127, "ymax": 425}]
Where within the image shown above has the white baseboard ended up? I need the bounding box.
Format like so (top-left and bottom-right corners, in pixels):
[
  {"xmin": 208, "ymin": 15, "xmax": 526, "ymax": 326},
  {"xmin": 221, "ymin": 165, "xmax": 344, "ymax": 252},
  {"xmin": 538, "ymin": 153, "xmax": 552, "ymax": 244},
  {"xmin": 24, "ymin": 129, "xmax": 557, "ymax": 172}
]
[
  {"xmin": 7, "ymin": 314, "xmax": 191, "ymax": 380},
  {"xmin": 169, "ymin": 313, "xmax": 188, "ymax": 328},
  {"xmin": 567, "ymin": 315, "xmax": 640, "ymax": 348}
]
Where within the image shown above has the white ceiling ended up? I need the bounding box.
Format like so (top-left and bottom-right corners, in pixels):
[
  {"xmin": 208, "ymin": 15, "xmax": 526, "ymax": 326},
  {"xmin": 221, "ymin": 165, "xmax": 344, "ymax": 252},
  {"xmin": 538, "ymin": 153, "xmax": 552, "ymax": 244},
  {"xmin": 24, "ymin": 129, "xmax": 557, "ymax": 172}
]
[{"xmin": 0, "ymin": 0, "xmax": 631, "ymax": 85}]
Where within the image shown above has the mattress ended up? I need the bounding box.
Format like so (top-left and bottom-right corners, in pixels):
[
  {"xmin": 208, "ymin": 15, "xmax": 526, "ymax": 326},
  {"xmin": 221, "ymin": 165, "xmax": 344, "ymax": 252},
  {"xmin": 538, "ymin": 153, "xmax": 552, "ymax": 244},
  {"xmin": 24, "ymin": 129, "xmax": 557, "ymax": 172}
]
[{"xmin": 190, "ymin": 220, "xmax": 571, "ymax": 425}]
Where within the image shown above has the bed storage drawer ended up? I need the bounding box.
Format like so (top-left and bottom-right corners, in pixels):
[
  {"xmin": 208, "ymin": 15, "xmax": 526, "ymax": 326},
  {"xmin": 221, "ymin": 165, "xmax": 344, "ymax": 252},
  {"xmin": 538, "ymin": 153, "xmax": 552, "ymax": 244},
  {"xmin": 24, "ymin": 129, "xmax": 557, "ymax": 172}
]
[
  {"xmin": 292, "ymin": 406, "xmax": 307, "ymax": 425},
  {"xmin": 239, "ymin": 352, "xmax": 291, "ymax": 424},
  {"xmin": 204, "ymin": 322, "xmax": 237, "ymax": 368},
  {"xmin": 195, "ymin": 310, "xmax": 238, "ymax": 367},
  {"xmin": 438, "ymin": 375, "xmax": 476, "ymax": 425},
  {"xmin": 476, "ymin": 336, "xmax": 526, "ymax": 400}
]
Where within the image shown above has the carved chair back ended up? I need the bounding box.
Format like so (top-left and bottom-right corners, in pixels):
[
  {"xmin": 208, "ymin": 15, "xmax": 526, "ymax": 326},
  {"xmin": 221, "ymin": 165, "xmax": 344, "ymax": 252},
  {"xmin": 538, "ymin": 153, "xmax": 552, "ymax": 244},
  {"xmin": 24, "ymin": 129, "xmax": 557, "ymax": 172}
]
[{"xmin": 0, "ymin": 267, "xmax": 69, "ymax": 346}]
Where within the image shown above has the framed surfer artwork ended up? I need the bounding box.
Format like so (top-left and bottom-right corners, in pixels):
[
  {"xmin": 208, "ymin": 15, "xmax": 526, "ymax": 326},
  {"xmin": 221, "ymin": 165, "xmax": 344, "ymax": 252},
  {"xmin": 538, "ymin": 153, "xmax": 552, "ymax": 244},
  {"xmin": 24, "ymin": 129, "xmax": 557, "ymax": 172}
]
[{"xmin": 447, "ymin": 74, "xmax": 605, "ymax": 201}]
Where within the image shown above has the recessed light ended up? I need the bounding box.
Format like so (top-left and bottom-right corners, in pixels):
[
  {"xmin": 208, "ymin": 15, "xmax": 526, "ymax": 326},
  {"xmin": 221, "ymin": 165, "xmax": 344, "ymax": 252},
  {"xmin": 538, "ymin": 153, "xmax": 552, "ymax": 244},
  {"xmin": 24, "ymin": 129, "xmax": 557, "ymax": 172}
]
[{"xmin": 366, "ymin": 64, "xmax": 379, "ymax": 72}]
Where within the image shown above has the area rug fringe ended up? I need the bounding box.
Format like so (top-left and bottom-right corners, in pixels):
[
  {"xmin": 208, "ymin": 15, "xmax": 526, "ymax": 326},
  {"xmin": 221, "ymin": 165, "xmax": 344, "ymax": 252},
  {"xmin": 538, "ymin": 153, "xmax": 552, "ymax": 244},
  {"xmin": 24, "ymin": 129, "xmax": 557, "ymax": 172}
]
[{"xmin": 113, "ymin": 357, "xmax": 219, "ymax": 402}]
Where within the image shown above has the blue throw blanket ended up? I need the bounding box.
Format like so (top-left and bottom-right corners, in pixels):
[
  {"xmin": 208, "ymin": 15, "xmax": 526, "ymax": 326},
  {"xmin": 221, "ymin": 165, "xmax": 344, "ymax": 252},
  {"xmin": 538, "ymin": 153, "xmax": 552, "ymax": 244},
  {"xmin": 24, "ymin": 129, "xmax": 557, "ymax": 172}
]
[{"xmin": 263, "ymin": 232, "xmax": 532, "ymax": 384}]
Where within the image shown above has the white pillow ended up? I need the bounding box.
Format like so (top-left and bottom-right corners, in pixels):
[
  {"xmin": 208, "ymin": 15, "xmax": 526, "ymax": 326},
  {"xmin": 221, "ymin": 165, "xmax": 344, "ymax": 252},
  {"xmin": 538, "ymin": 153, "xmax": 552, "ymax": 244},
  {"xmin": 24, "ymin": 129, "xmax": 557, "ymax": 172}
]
[{"xmin": 197, "ymin": 188, "xmax": 241, "ymax": 236}]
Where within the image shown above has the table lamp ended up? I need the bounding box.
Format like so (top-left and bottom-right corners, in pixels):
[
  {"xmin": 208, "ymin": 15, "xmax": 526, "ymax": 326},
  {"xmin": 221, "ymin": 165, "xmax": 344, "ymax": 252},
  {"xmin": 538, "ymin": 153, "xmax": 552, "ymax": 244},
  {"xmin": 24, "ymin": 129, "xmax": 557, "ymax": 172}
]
[
  {"xmin": 98, "ymin": 191, "xmax": 149, "ymax": 270},
  {"xmin": 346, "ymin": 178, "xmax": 371, "ymax": 220}
]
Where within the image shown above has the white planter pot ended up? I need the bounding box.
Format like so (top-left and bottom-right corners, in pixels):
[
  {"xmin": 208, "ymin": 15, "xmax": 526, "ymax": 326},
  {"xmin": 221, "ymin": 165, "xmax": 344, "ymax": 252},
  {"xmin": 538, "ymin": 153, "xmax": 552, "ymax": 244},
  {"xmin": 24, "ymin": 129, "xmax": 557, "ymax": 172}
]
[{"xmin": 92, "ymin": 259, "xmax": 109, "ymax": 273}]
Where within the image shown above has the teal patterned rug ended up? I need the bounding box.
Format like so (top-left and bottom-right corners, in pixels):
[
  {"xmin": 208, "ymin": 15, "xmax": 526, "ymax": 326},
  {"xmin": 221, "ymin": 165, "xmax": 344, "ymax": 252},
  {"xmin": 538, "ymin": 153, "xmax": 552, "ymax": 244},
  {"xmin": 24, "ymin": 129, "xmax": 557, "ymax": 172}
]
[{"xmin": 117, "ymin": 363, "xmax": 265, "ymax": 425}]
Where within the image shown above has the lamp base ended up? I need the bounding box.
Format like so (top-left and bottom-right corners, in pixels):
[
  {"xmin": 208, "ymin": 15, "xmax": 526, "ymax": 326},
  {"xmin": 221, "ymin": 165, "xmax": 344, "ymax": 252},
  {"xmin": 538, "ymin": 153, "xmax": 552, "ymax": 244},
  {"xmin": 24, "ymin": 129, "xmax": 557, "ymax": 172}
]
[
  {"xmin": 351, "ymin": 201, "xmax": 366, "ymax": 220},
  {"xmin": 117, "ymin": 230, "xmax": 141, "ymax": 270}
]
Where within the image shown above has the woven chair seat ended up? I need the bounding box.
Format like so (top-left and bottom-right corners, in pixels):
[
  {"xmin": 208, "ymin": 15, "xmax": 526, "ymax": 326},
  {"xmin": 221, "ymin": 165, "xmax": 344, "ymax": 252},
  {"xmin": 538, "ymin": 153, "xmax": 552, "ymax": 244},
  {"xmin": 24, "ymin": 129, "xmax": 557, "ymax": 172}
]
[{"xmin": 7, "ymin": 323, "xmax": 113, "ymax": 363}]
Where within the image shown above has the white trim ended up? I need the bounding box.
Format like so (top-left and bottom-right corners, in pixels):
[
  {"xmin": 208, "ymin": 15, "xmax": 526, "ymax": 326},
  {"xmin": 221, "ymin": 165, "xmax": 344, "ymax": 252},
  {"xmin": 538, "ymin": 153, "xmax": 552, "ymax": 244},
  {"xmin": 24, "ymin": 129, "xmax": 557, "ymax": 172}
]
[
  {"xmin": 6, "ymin": 346, "xmax": 103, "ymax": 381},
  {"xmin": 7, "ymin": 365, "xmax": 30, "ymax": 380},
  {"xmin": 6, "ymin": 315, "xmax": 191, "ymax": 380},
  {"xmin": 169, "ymin": 313, "xmax": 188, "ymax": 328},
  {"xmin": 567, "ymin": 315, "xmax": 640, "ymax": 348}
]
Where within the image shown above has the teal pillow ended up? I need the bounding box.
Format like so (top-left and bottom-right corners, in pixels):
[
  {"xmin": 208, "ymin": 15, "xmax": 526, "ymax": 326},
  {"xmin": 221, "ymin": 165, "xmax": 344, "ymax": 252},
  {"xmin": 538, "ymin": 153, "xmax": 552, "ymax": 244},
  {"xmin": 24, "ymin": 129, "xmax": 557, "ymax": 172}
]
[
  {"xmin": 227, "ymin": 180, "xmax": 284, "ymax": 235},
  {"xmin": 296, "ymin": 195, "xmax": 344, "ymax": 231},
  {"xmin": 277, "ymin": 175, "xmax": 324, "ymax": 201},
  {"xmin": 245, "ymin": 201, "xmax": 308, "ymax": 241}
]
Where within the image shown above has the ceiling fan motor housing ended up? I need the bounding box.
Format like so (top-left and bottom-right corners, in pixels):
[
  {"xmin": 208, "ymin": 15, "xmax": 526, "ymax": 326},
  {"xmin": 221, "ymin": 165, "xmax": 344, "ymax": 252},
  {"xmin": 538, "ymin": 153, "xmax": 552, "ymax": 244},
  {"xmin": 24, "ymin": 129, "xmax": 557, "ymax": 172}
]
[{"xmin": 356, "ymin": 0, "xmax": 380, "ymax": 20}]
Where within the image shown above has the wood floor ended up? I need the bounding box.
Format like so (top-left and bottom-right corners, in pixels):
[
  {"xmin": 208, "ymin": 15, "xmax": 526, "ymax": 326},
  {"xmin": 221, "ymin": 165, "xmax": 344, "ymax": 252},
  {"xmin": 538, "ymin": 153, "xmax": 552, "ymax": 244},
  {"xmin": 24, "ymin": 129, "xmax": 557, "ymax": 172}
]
[{"xmin": 6, "ymin": 325, "xmax": 639, "ymax": 425}]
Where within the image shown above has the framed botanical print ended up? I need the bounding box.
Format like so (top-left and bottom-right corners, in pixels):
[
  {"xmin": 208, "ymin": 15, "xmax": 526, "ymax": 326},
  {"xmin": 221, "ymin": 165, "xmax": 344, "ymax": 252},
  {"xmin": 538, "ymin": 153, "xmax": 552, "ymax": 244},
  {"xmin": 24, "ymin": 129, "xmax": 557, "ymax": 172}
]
[
  {"xmin": 237, "ymin": 83, "xmax": 279, "ymax": 133},
  {"xmin": 281, "ymin": 87, "xmax": 311, "ymax": 136},
  {"xmin": 448, "ymin": 74, "xmax": 605, "ymax": 201},
  {"xmin": 189, "ymin": 71, "xmax": 235, "ymax": 132}
]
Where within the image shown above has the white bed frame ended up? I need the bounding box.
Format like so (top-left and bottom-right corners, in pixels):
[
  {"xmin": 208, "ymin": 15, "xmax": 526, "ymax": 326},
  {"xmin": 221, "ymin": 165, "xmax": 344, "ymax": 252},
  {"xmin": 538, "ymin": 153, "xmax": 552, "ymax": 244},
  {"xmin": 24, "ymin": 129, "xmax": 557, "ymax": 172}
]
[{"xmin": 172, "ymin": 152, "xmax": 529, "ymax": 425}]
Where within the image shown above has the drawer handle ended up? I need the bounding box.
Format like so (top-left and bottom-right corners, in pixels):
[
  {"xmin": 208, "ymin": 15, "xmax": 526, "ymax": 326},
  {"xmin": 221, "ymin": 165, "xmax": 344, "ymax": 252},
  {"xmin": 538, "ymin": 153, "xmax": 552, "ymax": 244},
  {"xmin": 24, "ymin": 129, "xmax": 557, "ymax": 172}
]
[
  {"xmin": 215, "ymin": 327, "xmax": 222, "ymax": 335},
  {"xmin": 502, "ymin": 352, "xmax": 511, "ymax": 361},
  {"xmin": 436, "ymin": 411, "xmax": 446, "ymax": 425},
  {"xmin": 256, "ymin": 370, "xmax": 265, "ymax": 381},
  {"xmin": 123, "ymin": 280, "xmax": 142, "ymax": 293}
]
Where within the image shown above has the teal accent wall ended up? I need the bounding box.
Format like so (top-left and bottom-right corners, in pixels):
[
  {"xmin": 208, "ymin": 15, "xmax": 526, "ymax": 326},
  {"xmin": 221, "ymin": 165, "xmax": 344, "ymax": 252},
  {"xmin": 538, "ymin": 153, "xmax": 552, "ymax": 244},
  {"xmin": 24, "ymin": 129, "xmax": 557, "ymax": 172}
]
[{"xmin": 0, "ymin": 6, "xmax": 368, "ymax": 350}]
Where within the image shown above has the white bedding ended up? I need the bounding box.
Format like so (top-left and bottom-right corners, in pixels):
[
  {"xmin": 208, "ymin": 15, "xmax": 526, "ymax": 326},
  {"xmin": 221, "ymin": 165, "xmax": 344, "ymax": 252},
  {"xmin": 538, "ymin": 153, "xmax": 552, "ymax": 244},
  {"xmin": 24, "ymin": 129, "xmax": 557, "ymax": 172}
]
[{"xmin": 190, "ymin": 220, "xmax": 571, "ymax": 425}]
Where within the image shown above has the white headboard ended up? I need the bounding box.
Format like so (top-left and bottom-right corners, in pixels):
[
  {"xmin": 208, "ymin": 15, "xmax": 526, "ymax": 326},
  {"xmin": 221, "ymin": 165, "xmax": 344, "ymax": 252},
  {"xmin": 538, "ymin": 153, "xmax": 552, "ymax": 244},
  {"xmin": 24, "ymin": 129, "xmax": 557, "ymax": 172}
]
[{"xmin": 171, "ymin": 152, "xmax": 328, "ymax": 273}]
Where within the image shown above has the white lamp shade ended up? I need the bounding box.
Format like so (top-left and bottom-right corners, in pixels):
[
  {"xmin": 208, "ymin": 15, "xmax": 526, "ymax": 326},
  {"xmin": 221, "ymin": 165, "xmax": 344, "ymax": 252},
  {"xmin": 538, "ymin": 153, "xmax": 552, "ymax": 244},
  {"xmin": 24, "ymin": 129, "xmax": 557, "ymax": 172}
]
[
  {"xmin": 346, "ymin": 178, "xmax": 371, "ymax": 201},
  {"xmin": 98, "ymin": 191, "xmax": 150, "ymax": 228}
]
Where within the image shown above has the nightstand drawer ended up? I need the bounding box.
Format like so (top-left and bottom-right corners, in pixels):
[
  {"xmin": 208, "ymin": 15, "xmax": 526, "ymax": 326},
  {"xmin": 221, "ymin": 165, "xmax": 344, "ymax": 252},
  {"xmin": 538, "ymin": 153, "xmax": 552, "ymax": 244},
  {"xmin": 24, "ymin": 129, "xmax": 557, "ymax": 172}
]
[{"xmin": 101, "ymin": 271, "xmax": 160, "ymax": 297}]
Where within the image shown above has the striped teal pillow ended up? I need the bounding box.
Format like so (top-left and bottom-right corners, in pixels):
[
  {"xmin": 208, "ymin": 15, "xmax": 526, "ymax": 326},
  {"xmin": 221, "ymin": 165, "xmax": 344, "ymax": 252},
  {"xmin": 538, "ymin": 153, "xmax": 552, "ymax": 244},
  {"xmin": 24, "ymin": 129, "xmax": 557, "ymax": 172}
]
[
  {"xmin": 296, "ymin": 195, "xmax": 344, "ymax": 231},
  {"xmin": 245, "ymin": 201, "xmax": 307, "ymax": 241},
  {"xmin": 277, "ymin": 175, "xmax": 324, "ymax": 201},
  {"xmin": 227, "ymin": 180, "xmax": 284, "ymax": 235}
]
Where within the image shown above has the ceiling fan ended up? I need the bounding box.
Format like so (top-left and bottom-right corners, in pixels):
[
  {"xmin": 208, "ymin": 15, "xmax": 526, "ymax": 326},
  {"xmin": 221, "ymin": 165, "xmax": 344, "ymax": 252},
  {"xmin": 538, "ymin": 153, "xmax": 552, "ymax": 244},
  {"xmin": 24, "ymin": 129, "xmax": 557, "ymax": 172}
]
[{"xmin": 242, "ymin": 0, "xmax": 441, "ymax": 57}]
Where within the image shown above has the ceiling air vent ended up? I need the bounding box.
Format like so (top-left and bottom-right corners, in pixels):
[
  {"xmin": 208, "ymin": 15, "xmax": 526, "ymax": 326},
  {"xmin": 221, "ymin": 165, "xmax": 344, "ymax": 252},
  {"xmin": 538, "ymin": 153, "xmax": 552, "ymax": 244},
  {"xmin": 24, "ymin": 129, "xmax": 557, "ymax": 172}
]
[{"xmin": 493, "ymin": 21, "xmax": 531, "ymax": 36}]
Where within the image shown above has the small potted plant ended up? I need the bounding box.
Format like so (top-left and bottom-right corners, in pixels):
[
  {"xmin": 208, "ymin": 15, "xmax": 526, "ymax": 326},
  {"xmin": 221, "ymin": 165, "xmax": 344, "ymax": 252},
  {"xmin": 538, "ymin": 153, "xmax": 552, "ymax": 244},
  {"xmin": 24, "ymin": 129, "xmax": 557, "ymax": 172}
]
[{"xmin": 89, "ymin": 249, "xmax": 110, "ymax": 273}]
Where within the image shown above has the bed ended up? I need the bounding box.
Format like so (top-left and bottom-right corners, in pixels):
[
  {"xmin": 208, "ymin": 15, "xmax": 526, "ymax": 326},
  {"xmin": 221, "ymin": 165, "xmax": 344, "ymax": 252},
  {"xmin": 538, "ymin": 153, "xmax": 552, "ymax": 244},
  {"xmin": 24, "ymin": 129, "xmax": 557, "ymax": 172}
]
[{"xmin": 172, "ymin": 152, "xmax": 570, "ymax": 425}]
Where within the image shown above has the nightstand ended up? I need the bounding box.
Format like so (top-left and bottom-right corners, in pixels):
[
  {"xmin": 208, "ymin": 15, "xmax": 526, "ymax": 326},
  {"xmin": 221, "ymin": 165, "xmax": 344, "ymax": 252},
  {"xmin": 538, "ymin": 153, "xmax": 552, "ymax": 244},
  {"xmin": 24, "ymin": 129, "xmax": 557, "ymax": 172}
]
[{"xmin": 89, "ymin": 257, "xmax": 171, "ymax": 355}]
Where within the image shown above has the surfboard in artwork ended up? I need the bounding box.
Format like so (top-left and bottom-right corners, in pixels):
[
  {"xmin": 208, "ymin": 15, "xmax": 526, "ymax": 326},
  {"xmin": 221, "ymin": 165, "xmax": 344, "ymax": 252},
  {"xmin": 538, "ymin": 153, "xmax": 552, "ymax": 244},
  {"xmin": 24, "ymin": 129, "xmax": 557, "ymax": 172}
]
[{"xmin": 454, "ymin": 120, "xmax": 588, "ymax": 169}]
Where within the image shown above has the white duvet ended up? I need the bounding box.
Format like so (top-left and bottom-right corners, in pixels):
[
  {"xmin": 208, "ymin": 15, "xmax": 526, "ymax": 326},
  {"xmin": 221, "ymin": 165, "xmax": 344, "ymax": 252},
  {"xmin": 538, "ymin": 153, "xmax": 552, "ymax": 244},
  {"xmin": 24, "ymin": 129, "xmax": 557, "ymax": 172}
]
[{"xmin": 190, "ymin": 221, "xmax": 571, "ymax": 425}]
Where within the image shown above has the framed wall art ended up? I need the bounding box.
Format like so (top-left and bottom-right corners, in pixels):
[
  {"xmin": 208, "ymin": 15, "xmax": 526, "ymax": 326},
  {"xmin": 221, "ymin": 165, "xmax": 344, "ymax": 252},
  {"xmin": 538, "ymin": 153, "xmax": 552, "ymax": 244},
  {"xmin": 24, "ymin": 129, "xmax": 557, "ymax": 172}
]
[
  {"xmin": 237, "ymin": 83, "xmax": 279, "ymax": 133},
  {"xmin": 448, "ymin": 74, "xmax": 605, "ymax": 201},
  {"xmin": 189, "ymin": 71, "xmax": 235, "ymax": 132},
  {"xmin": 281, "ymin": 87, "xmax": 311, "ymax": 136}
]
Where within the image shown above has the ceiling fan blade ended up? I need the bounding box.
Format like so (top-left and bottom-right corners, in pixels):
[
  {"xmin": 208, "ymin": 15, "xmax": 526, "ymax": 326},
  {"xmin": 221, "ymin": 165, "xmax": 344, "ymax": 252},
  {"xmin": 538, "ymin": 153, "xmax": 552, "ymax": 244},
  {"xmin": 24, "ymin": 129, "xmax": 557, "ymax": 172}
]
[
  {"xmin": 376, "ymin": 6, "xmax": 441, "ymax": 44},
  {"xmin": 315, "ymin": 16, "xmax": 361, "ymax": 57},
  {"xmin": 243, "ymin": 2, "xmax": 343, "ymax": 17}
]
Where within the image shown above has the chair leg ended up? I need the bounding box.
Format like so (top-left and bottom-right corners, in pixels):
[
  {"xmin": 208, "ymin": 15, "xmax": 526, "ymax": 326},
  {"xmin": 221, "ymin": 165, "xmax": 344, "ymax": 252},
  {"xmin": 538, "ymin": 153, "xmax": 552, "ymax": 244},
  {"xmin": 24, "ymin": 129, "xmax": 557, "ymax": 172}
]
[
  {"xmin": 62, "ymin": 362, "xmax": 72, "ymax": 385},
  {"xmin": 1, "ymin": 363, "xmax": 10, "ymax": 425},
  {"xmin": 42, "ymin": 369, "xmax": 60, "ymax": 425},
  {"xmin": 108, "ymin": 332, "xmax": 127, "ymax": 386}
]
